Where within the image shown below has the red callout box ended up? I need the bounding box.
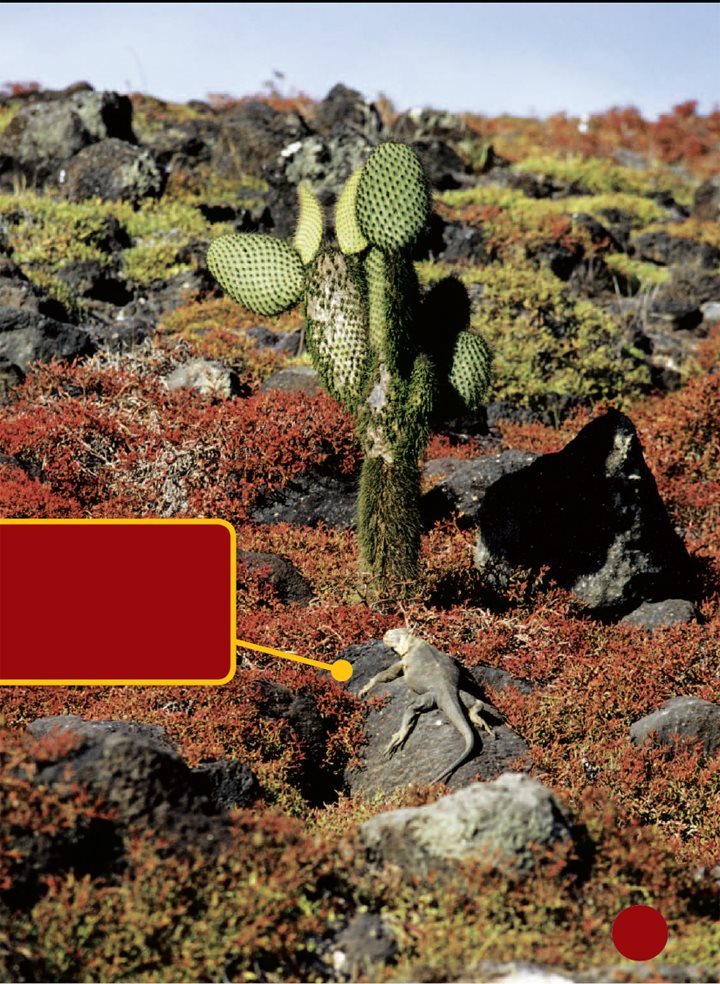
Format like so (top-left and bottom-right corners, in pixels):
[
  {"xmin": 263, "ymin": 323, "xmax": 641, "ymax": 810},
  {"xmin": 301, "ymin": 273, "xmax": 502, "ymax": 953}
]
[{"xmin": 0, "ymin": 519, "xmax": 236, "ymax": 685}]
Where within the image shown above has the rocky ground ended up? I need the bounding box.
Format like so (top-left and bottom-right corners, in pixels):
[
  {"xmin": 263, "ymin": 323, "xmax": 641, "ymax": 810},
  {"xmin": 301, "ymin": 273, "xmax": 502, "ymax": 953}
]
[{"xmin": 0, "ymin": 82, "xmax": 719, "ymax": 982}]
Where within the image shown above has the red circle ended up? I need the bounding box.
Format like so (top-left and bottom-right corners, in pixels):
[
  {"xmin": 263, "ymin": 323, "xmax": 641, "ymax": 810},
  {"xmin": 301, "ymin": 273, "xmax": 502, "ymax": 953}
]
[{"xmin": 612, "ymin": 905, "xmax": 668, "ymax": 961}]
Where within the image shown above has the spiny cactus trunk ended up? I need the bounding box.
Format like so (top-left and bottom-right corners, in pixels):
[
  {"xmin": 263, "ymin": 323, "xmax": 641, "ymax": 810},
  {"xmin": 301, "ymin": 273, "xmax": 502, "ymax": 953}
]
[{"xmin": 358, "ymin": 456, "xmax": 421, "ymax": 589}]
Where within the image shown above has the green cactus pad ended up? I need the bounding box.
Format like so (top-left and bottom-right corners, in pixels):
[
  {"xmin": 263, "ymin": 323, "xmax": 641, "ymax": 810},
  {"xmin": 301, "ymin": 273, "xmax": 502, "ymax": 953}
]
[
  {"xmin": 448, "ymin": 330, "xmax": 492, "ymax": 412},
  {"xmin": 293, "ymin": 183, "xmax": 324, "ymax": 264},
  {"xmin": 335, "ymin": 167, "xmax": 368, "ymax": 255},
  {"xmin": 207, "ymin": 234, "xmax": 304, "ymax": 316},
  {"xmin": 356, "ymin": 143, "xmax": 431, "ymax": 251},
  {"xmin": 305, "ymin": 249, "xmax": 369, "ymax": 409}
]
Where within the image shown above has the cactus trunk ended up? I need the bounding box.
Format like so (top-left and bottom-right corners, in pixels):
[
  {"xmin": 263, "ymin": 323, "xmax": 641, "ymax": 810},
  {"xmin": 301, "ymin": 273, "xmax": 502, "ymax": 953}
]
[{"xmin": 358, "ymin": 456, "xmax": 421, "ymax": 588}]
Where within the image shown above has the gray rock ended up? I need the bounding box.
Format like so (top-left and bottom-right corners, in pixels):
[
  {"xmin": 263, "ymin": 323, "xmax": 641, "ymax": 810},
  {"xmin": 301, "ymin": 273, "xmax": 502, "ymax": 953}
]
[
  {"xmin": 27, "ymin": 715, "xmax": 175, "ymax": 750},
  {"xmin": 237, "ymin": 549, "xmax": 314, "ymax": 605},
  {"xmin": 359, "ymin": 772, "xmax": 575, "ymax": 876},
  {"xmin": 0, "ymin": 305, "xmax": 95, "ymax": 370},
  {"xmin": 265, "ymin": 128, "xmax": 374, "ymax": 238},
  {"xmin": 260, "ymin": 364, "xmax": 323, "ymax": 395},
  {"xmin": 246, "ymin": 324, "xmax": 302, "ymax": 355},
  {"xmin": 164, "ymin": 357, "xmax": 243, "ymax": 399},
  {"xmin": 210, "ymin": 101, "xmax": 309, "ymax": 182},
  {"xmin": 702, "ymin": 301, "xmax": 720, "ymax": 324},
  {"xmin": 60, "ymin": 137, "xmax": 163, "ymax": 203},
  {"xmin": 475, "ymin": 965, "xmax": 573, "ymax": 983},
  {"xmin": 418, "ymin": 213, "xmax": 488, "ymax": 263},
  {"xmin": 391, "ymin": 107, "xmax": 470, "ymax": 143},
  {"xmin": 422, "ymin": 451, "xmax": 537, "ymax": 527},
  {"xmin": 630, "ymin": 696, "xmax": 720, "ymax": 756},
  {"xmin": 328, "ymin": 912, "xmax": 397, "ymax": 980},
  {"xmin": 0, "ymin": 89, "xmax": 134, "ymax": 188},
  {"xmin": 344, "ymin": 640, "xmax": 530, "ymax": 796},
  {"xmin": 622, "ymin": 598, "xmax": 697, "ymax": 629},
  {"xmin": 474, "ymin": 409, "xmax": 695, "ymax": 615}
]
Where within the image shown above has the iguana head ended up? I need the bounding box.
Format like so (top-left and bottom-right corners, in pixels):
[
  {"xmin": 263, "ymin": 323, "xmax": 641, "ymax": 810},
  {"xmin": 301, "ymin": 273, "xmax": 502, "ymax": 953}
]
[{"xmin": 383, "ymin": 627, "xmax": 414, "ymax": 655}]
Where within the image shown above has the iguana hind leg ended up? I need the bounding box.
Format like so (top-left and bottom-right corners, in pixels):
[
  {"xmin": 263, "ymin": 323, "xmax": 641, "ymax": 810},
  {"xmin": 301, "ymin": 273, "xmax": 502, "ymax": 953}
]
[
  {"xmin": 460, "ymin": 691, "xmax": 499, "ymax": 738},
  {"xmin": 385, "ymin": 691, "xmax": 436, "ymax": 755}
]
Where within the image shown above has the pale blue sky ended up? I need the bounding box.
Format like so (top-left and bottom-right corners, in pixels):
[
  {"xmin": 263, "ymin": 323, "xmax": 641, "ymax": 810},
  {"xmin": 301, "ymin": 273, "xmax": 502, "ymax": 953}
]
[{"xmin": 3, "ymin": 3, "xmax": 719, "ymax": 118}]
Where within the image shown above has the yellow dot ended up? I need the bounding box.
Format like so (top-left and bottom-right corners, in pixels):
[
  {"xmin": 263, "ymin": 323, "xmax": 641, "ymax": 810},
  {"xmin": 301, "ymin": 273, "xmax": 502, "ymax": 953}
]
[{"xmin": 330, "ymin": 659, "xmax": 353, "ymax": 682}]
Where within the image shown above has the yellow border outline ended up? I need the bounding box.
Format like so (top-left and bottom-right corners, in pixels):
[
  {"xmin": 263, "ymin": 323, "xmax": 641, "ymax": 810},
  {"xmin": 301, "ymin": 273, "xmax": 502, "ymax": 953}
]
[{"xmin": 0, "ymin": 518, "xmax": 237, "ymax": 686}]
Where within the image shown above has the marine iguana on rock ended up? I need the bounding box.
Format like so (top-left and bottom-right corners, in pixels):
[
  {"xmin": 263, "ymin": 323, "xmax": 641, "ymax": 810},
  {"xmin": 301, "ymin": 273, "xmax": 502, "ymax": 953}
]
[{"xmin": 358, "ymin": 628, "xmax": 503, "ymax": 785}]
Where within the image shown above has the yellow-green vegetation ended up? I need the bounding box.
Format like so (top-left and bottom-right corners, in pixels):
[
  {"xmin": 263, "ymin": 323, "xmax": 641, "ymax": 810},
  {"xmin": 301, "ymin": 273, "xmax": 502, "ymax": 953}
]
[
  {"xmin": 416, "ymin": 260, "xmax": 651, "ymax": 412},
  {"xmin": 438, "ymin": 184, "xmax": 669, "ymax": 243},
  {"xmin": 0, "ymin": 104, "xmax": 18, "ymax": 135},
  {"xmin": 605, "ymin": 253, "xmax": 672, "ymax": 291},
  {"xmin": 0, "ymin": 191, "xmax": 235, "ymax": 296},
  {"xmin": 165, "ymin": 162, "xmax": 268, "ymax": 210},
  {"xmin": 647, "ymin": 216, "xmax": 720, "ymax": 250},
  {"xmin": 563, "ymin": 192, "xmax": 669, "ymax": 228},
  {"xmin": 516, "ymin": 153, "xmax": 693, "ymax": 204}
]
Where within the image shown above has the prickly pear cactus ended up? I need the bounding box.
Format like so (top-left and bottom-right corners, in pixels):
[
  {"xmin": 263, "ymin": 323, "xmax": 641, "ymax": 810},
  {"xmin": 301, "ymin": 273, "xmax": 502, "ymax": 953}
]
[{"xmin": 207, "ymin": 145, "xmax": 492, "ymax": 593}]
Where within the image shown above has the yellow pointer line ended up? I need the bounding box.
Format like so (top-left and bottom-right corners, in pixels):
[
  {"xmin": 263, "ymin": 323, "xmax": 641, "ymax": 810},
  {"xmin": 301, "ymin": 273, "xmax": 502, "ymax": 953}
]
[{"xmin": 235, "ymin": 638, "xmax": 353, "ymax": 681}]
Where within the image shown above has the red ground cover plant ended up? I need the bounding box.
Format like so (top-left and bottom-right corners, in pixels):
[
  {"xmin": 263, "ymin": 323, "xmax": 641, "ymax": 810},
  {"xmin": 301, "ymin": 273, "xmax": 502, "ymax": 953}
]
[
  {"xmin": 469, "ymin": 101, "xmax": 720, "ymax": 179},
  {"xmin": 0, "ymin": 360, "xmax": 359, "ymax": 523}
]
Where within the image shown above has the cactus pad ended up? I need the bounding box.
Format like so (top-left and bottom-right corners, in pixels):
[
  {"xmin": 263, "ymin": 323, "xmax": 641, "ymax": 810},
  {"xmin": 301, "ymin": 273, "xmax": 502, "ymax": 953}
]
[
  {"xmin": 305, "ymin": 250, "xmax": 369, "ymax": 409},
  {"xmin": 335, "ymin": 167, "xmax": 368, "ymax": 255},
  {"xmin": 449, "ymin": 331, "xmax": 492, "ymax": 412},
  {"xmin": 293, "ymin": 183, "xmax": 324, "ymax": 264},
  {"xmin": 356, "ymin": 143, "xmax": 430, "ymax": 250},
  {"xmin": 207, "ymin": 234, "xmax": 304, "ymax": 316}
]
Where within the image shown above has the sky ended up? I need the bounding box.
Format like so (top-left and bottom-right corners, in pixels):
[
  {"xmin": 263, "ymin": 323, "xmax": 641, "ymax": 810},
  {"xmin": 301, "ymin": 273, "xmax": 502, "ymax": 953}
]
[{"xmin": 2, "ymin": 2, "xmax": 719, "ymax": 119}]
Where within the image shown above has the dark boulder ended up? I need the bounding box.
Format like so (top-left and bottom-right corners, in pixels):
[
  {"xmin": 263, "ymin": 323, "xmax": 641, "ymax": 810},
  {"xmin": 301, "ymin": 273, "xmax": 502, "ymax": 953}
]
[
  {"xmin": 60, "ymin": 137, "xmax": 163, "ymax": 203},
  {"xmin": 312, "ymin": 83, "xmax": 383, "ymax": 138},
  {"xmin": 249, "ymin": 470, "xmax": 357, "ymax": 530},
  {"xmin": 237, "ymin": 549, "xmax": 314, "ymax": 605},
  {"xmin": 210, "ymin": 101, "xmax": 309, "ymax": 182},
  {"xmin": 631, "ymin": 231, "xmax": 720, "ymax": 270},
  {"xmin": 474, "ymin": 409, "xmax": 695, "ymax": 615},
  {"xmin": 0, "ymin": 89, "xmax": 134, "ymax": 190},
  {"xmin": 0, "ymin": 256, "xmax": 70, "ymax": 321},
  {"xmin": 192, "ymin": 759, "xmax": 261, "ymax": 811},
  {"xmin": 0, "ymin": 305, "xmax": 95, "ymax": 370}
]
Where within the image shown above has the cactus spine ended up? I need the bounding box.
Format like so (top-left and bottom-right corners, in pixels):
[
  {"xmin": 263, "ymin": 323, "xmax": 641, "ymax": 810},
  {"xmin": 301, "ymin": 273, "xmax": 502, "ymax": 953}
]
[{"xmin": 207, "ymin": 144, "xmax": 491, "ymax": 593}]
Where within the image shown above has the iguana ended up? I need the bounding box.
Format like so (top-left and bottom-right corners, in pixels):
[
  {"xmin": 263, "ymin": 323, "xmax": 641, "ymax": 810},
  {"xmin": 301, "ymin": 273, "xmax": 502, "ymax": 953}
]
[{"xmin": 358, "ymin": 628, "xmax": 503, "ymax": 784}]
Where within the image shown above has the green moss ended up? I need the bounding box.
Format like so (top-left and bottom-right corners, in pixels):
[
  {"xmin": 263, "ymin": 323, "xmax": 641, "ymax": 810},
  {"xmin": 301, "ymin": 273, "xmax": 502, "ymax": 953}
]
[
  {"xmin": 438, "ymin": 184, "xmax": 668, "ymax": 240},
  {"xmin": 562, "ymin": 191, "xmax": 668, "ymax": 228},
  {"xmin": 605, "ymin": 253, "xmax": 671, "ymax": 290},
  {"xmin": 0, "ymin": 104, "xmax": 18, "ymax": 135},
  {"xmin": 516, "ymin": 152, "xmax": 693, "ymax": 202},
  {"xmin": 0, "ymin": 191, "xmax": 234, "ymax": 290},
  {"xmin": 416, "ymin": 261, "xmax": 651, "ymax": 413}
]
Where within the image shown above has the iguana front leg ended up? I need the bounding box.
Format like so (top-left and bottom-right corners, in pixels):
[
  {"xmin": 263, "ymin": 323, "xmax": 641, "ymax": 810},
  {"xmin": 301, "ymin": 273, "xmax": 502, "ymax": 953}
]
[
  {"xmin": 385, "ymin": 691, "xmax": 436, "ymax": 755},
  {"xmin": 358, "ymin": 660, "xmax": 403, "ymax": 697}
]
